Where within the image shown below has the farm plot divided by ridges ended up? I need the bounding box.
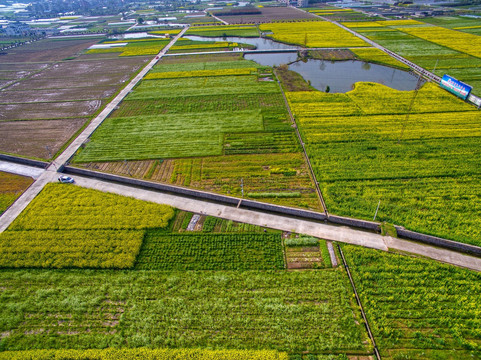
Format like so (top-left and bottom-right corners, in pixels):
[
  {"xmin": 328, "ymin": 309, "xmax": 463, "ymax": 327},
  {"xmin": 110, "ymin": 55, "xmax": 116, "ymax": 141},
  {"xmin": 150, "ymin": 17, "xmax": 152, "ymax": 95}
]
[
  {"xmin": 212, "ymin": 6, "xmax": 318, "ymax": 24},
  {"xmin": 75, "ymin": 55, "xmax": 321, "ymax": 210},
  {"xmin": 287, "ymin": 82, "xmax": 481, "ymax": 246},
  {"xmin": 0, "ymin": 269, "xmax": 369, "ymax": 354},
  {"xmin": 0, "ymin": 184, "xmax": 174, "ymax": 269},
  {"xmin": 343, "ymin": 245, "xmax": 481, "ymax": 360},
  {"xmin": 342, "ymin": 19, "xmax": 481, "ymax": 94},
  {"xmin": 0, "ymin": 37, "xmax": 151, "ymax": 159},
  {"xmin": 0, "ymin": 171, "xmax": 33, "ymax": 215},
  {"xmin": 135, "ymin": 232, "xmax": 284, "ymax": 270}
]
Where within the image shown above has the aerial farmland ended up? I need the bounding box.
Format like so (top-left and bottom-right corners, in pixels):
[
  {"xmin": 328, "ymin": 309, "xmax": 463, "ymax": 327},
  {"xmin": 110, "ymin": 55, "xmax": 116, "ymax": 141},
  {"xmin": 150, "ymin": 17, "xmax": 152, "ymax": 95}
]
[{"xmin": 0, "ymin": 2, "xmax": 481, "ymax": 360}]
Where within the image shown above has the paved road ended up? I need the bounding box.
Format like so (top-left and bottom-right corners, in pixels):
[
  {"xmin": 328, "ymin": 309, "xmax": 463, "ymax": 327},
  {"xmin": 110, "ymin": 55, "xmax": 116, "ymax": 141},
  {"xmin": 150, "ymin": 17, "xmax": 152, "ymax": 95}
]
[{"xmin": 0, "ymin": 161, "xmax": 44, "ymax": 179}]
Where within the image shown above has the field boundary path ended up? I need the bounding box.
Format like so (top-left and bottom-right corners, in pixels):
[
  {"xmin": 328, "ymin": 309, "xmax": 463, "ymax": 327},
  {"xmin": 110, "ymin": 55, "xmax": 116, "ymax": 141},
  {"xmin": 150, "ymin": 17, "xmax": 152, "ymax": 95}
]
[
  {"xmin": 0, "ymin": 27, "xmax": 188, "ymax": 233},
  {"xmin": 274, "ymin": 75, "xmax": 328, "ymax": 214}
]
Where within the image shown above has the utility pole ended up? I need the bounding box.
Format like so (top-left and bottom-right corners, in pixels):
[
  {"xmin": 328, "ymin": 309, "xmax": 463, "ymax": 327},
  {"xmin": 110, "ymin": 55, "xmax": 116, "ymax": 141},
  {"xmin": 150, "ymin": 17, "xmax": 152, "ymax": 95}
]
[
  {"xmin": 240, "ymin": 178, "xmax": 244, "ymax": 197},
  {"xmin": 373, "ymin": 200, "xmax": 381, "ymax": 221}
]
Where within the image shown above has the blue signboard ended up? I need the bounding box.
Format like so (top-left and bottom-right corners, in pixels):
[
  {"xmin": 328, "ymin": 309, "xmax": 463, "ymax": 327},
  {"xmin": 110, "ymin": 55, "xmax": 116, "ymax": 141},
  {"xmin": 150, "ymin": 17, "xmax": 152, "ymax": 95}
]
[{"xmin": 440, "ymin": 74, "xmax": 472, "ymax": 100}]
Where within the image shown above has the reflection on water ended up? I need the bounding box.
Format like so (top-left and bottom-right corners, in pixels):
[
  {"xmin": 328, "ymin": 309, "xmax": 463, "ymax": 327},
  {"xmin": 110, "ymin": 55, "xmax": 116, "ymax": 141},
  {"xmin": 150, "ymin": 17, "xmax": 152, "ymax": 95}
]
[{"xmin": 246, "ymin": 53, "xmax": 419, "ymax": 93}]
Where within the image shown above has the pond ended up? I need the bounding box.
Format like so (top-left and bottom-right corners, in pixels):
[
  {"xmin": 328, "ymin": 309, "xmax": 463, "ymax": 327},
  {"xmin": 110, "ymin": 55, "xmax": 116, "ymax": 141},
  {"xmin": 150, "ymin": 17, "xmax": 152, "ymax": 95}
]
[
  {"xmin": 182, "ymin": 35, "xmax": 420, "ymax": 93},
  {"xmin": 246, "ymin": 54, "xmax": 420, "ymax": 93}
]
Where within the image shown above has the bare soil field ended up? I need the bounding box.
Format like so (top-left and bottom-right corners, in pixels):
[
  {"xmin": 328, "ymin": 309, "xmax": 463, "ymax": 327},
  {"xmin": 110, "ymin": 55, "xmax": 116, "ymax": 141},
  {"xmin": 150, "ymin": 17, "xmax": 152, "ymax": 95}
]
[
  {"xmin": 0, "ymin": 43, "xmax": 150, "ymax": 158},
  {"xmin": 0, "ymin": 118, "xmax": 86, "ymax": 159},
  {"xmin": 0, "ymin": 38, "xmax": 100, "ymax": 62},
  {"xmin": 0, "ymin": 101, "xmax": 101, "ymax": 121},
  {"xmin": 217, "ymin": 7, "xmax": 318, "ymax": 24},
  {"xmin": 0, "ymin": 86, "xmax": 117, "ymax": 103},
  {"xmin": 7, "ymin": 57, "xmax": 149, "ymax": 90},
  {"xmin": 0, "ymin": 63, "xmax": 49, "ymax": 71}
]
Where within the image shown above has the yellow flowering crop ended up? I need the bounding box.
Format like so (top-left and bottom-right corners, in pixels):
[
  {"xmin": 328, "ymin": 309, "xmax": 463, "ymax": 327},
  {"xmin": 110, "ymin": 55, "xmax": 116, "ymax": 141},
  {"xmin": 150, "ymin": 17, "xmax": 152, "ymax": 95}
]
[{"xmin": 259, "ymin": 21, "xmax": 368, "ymax": 48}]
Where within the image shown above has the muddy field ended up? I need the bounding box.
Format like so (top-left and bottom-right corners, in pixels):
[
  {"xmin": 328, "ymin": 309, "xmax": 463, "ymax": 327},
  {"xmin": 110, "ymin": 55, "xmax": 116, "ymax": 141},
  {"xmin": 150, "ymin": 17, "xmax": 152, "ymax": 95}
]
[
  {"xmin": 0, "ymin": 118, "xmax": 86, "ymax": 159},
  {"xmin": 218, "ymin": 7, "xmax": 318, "ymax": 24},
  {"xmin": 0, "ymin": 39, "xmax": 151, "ymax": 158},
  {"xmin": 0, "ymin": 38, "xmax": 100, "ymax": 62},
  {"xmin": 0, "ymin": 101, "xmax": 102, "ymax": 121},
  {"xmin": 0, "ymin": 87, "xmax": 117, "ymax": 103}
]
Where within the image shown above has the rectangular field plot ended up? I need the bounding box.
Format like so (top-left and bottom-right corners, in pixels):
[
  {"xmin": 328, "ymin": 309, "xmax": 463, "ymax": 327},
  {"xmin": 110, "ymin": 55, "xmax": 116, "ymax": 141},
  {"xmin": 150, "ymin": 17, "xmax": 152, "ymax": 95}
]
[
  {"xmin": 0, "ymin": 38, "xmax": 100, "ymax": 62},
  {"xmin": 343, "ymin": 245, "xmax": 481, "ymax": 359},
  {"xmin": 259, "ymin": 21, "xmax": 368, "ymax": 48},
  {"xmin": 0, "ymin": 269, "xmax": 369, "ymax": 354},
  {"xmin": 0, "ymin": 100, "xmax": 102, "ymax": 121},
  {"xmin": 135, "ymin": 232, "xmax": 284, "ymax": 270},
  {"xmin": 0, "ymin": 118, "xmax": 86, "ymax": 159},
  {"xmin": 288, "ymin": 82, "xmax": 481, "ymax": 245},
  {"xmin": 0, "ymin": 184, "xmax": 174, "ymax": 269},
  {"xmin": 75, "ymin": 110, "xmax": 263, "ymax": 161}
]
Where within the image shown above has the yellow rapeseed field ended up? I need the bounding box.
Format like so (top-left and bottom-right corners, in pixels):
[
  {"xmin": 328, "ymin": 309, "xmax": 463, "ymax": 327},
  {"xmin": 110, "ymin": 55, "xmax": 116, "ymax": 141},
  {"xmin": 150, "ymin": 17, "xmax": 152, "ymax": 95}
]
[
  {"xmin": 259, "ymin": 21, "xmax": 368, "ymax": 48},
  {"xmin": 400, "ymin": 25, "xmax": 481, "ymax": 58}
]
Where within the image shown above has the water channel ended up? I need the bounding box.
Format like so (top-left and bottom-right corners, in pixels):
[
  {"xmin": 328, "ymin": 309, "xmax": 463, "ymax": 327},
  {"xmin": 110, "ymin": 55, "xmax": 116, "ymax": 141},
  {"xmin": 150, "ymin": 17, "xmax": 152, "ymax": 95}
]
[{"xmin": 185, "ymin": 35, "xmax": 420, "ymax": 93}]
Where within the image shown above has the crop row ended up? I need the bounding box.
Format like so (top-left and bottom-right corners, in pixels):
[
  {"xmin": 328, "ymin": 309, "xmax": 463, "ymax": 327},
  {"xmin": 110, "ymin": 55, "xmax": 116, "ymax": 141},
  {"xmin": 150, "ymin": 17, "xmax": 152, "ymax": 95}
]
[
  {"xmin": 0, "ymin": 348, "xmax": 288, "ymax": 360},
  {"xmin": 144, "ymin": 68, "xmax": 256, "ymax": 79},
  {"xmin": 134, "ymin": 232, "xmax": 285, "ymax": 270},
  {"xmin": 343, "ymin": 245, "xmax": 481, "ymax": 359},
  {"xmin": 0, "ymin": 269, "xmax": 368, "ymax": 353},
  {"xmin": 150, "ymin": 59, "xmax": 259, "ymax": 72}
]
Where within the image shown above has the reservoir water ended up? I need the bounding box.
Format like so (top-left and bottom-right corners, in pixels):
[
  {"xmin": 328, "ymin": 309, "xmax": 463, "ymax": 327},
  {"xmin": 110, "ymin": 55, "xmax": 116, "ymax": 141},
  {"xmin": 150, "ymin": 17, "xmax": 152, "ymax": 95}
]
[
  {"xmin": 246, "ymin": 54, "xmax": 420, "ymax": 93},
  {"xmin": 183, "ymin": 35, "xmax": 420, "ymax": 93}
]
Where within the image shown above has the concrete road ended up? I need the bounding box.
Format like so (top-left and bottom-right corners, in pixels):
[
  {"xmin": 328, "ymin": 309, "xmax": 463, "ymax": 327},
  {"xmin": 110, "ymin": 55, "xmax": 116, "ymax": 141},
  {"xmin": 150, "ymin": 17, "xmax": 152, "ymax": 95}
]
[
  {"xmin": 71, "ymin": 174, "xmax": 389, "ymax": 250},
  {"xmin": 0, "ymin": 161, "xmax": 44, "ymax": 179}
]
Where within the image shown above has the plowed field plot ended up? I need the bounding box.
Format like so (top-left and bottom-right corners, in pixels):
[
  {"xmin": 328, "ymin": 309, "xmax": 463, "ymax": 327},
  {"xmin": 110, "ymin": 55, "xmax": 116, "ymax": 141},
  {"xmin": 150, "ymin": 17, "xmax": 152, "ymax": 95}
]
[
  {"xmin": 214, "ymin": 6, "xmax": 318, "ymax": 24},
  {"xmin": 0, "ymin": 119, "xmax": 86, "ymax": 158},
  {"xmin": 0, "ymin": 100, "xmax": 101, "ymax": 121},
  {"xmin": 0, "ymin": 37, "xmax": 100, "ymax": 62},
  {"xmin": 0, "ymin": 40, "xmax": 150, "ymax": 159},
  {"xmin": 0, "ymin": 87, "xmax": 117, "ymax": 103}
]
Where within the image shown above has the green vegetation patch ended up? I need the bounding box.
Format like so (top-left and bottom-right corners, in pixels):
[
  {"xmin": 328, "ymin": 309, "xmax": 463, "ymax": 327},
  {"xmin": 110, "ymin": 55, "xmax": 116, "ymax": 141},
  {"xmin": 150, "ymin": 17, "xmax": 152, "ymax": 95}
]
[
  {"xmin": 135, "ymin": 232, "xmax": 284, "ymax": 270},
  {"xmin": 0, "ymin": 348, "xmax": 287, "ymax": 360},
  {"xmin": 0, "ymin": 269, "xmax": 368, "ymax": 353},
  {"xmin": 0, "ymin": 184, "xmax": 174, "ymax": 269},
  {"xmin": 76, "ymin": 110, "xmax": 263, "ymax": 161},
  {"xmin": 343, "ymin": 245, "xmax": 481, "ymax": 359}
]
